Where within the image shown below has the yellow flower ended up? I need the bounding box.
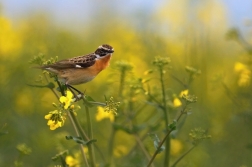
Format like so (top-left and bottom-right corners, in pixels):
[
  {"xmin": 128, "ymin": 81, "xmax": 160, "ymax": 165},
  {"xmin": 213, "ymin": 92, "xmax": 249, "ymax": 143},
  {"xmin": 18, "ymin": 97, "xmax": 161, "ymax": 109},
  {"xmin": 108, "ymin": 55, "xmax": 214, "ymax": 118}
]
[
  {"xmin": 65, "ymin": 155, "xmax": 79, "ymax": 167},
  {"xmin": 170, "ymin": 139, "xmax": 183, "ymax": 156},
  {"xmin": 60, "ymin": 91, "xmax": 73, "ymax": 109},
  {"xmin": 234, "ymin": 62, "xmax": 247, "ymax": 73},
  {"xmin": 113, "ymin": 145, "xmax": 128, "ymax": 158},
  {"xmin": 70, "ymin": 105, "xmax": 75, "ymax": 109},
  {"xmin": 173, "ymin": 98, "xmax": 182, "ymax": 107},
  {"xmin": 179, "ymin": 89, "xmax": 189, "ymax": 97},
  {"xmin": 47, "ymin": 120, "xmax": 62, "ymax": 130},
  {"xmin": 44, "ymin": 113, "xmax": 52, "ymax": 119},
  {"xmin": 83, "ymin": 147, "xmax": 88, "ymax": 154},
  {"xmin": 234, "ymin": 62, "xmax": 251, "ymax": 87},
  {"xmin": 96, "ymin": 106, "xmax": 114, "ymax": 122},
  {"xmin": 238, "ymin": 69, "xmax": 251, "ymax": 87},
  {"xmin": 0, "ymin": 16, "xmax": 22, "ymax": 57},
  {"xmin": 44, "ymin": 110, "xmax": 65, "ymax": 130}
]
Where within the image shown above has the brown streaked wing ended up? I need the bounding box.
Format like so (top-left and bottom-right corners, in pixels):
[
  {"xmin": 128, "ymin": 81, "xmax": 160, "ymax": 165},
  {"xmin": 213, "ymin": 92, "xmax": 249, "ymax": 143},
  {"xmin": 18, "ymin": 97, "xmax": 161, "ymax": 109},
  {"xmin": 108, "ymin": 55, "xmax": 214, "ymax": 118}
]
[
  {"xmin": 43, "ymin": 54, "xmax": 96, "ymax": 69},
  {"xmin": 68, "ymin": 53, "xmax": 96, "ymax": 68}
]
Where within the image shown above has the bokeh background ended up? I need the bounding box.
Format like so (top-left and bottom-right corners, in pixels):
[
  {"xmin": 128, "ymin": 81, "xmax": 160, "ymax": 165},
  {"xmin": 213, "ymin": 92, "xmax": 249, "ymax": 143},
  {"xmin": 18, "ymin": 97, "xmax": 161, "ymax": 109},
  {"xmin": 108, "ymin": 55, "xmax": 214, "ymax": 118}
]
[{"xmin": 0, "ymin": 0, "xmax": 252, "ymax": 167}]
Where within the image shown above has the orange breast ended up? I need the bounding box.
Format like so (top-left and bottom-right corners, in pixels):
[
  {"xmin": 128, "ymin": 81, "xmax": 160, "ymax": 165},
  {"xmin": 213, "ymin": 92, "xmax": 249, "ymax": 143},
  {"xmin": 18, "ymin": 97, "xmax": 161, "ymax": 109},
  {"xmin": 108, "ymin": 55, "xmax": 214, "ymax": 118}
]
[{"xmin": 92, "ymin": 54, "xmax": 112, "ymax": 73}]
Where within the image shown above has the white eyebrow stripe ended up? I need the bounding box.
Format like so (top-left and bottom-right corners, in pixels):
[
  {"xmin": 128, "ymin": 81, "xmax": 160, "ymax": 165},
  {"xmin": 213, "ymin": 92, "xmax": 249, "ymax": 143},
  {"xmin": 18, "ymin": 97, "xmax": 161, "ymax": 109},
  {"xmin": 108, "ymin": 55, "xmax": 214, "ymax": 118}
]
[
  {"xmin": 75, "ymin": 65, "xmax": 82, "ymax": 68},
  {"xmin": 98, "ymin": 45, "xmax": 111, "ymax": 51}
]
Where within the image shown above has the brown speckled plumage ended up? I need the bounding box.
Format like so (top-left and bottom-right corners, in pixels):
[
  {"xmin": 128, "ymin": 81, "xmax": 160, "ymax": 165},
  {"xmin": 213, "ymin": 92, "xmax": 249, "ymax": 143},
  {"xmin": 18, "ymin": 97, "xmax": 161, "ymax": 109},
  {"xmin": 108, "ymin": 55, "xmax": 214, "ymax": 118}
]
[{"xmin": 41, "ymin": 44, "xmax": 114, "ymax": 85}]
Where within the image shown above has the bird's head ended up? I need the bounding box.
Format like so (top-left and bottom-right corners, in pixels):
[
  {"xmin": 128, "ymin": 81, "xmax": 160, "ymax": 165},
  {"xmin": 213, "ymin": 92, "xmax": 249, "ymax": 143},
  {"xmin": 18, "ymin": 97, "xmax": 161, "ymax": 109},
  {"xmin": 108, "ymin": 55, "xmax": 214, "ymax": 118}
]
[{"xmin": 95, "ymin": 44, "xmax": 114, "ymax": 57}]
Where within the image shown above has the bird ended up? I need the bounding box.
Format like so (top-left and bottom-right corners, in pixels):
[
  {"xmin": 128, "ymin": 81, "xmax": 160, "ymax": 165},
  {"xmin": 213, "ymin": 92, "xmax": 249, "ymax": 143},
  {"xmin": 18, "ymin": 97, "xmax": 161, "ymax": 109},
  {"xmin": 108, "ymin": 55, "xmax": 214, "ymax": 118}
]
[{"xmin": 40, "ymin": 44, "xmax": 114, "ymax": 99}]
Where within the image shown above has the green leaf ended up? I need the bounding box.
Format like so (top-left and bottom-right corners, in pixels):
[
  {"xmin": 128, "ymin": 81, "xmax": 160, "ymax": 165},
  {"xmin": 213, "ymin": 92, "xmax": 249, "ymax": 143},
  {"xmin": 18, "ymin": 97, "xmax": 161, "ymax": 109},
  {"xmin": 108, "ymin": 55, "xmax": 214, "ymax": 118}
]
[
  {"xmin": 85, "ymin": 95, "xmax": 96, "ymax": 102},
  {"xmin": 149, "ymin": 133, "xmax": 165, "ymax": 154},
  {"xmin": 51, "ymin": 150, "xmax": 69, "ymax": 161},
  {"xmin": 26, "ymin": 83, "xmax": 48, "ymax": 88},
  {"xmin": 83, "ymin": 95, "xmax": 96, "ymax": 107},
  {"xmin": 47, "ymin": 82, "xmax": 55, "ymax": 89},
  {"xmin": 65, "ymin": 135, "xmax": 97, "ymax": 145},
  {"xmin": 168, "ymin": 120, "xmax": 177, "ymax": 131},
  {"xmin": 113, "ymin": 124, "xmax": 132, "ymax": 134}
]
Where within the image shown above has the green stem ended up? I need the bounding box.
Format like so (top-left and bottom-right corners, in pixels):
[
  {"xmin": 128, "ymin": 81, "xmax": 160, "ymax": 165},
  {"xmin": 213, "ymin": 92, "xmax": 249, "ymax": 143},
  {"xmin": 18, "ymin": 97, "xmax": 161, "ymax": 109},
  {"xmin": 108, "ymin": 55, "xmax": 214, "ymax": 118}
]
[
  {"xmin": 134, "ymin": 134, "xmax": 156, "ymax": 167},
  {"xmin": 87, "ymin": 101, "xmax": 106, "ymax": 106},
  {"xmin": 108, "ymin": 129, "xmax": 116, "ymax": 166},
  {"xmin": 147, "ymin": 106, "xmax": 187, "ymax": 167},
  {"xmin": 125, "ymin": 113, "xmax": 162, "ymax": 160},
  {"xmin": 59, "ymin": 155, "xmax": 68, "ymax": 167},
  {"xmin": 67, "ymin": 111, "xmax": 89, "ymax": 167},
  {"xmin": 127, "ymin": 89, "xmax": 155, "ymax": 166},
  {"xmin": 169, "ymin": 73, "xmax": 188, "ymax": 89},
  {"xmin": 159, "ymin": 66, "xmax": 170, "ymax": 167},
  {"xmin": 45, "ymin": 76, "xmax": 89, "ymax": 166},
  {"xmin": 85, "ymin": 106, "xmax": 96, "ymax": 167},
  {"xmin": 118, "ymin": 69, "xmax": 125, "ymax": 97},
  {"xmin": 43, "ymin": 74, "xmax": 60, "ymax": 98},
  {"xmin": 69, "ymin": 110, "xmax": 103, "ymax": 166},
  {"xmin": 170, "ymin": 146, "xmax": 195, "ymax": 167},
  {"xmin": 147, "ymin": 129, "xmax": 171, "ymax": 167},
  {"xmin": 108, "ymin": 68, "xmax": 126, "ymax": 166},
  {"xmin": 69, "ymin": 110, "xmax": 89, "ymax": 139},
  {"xmin": 55, "ymin": 79, "xmax": 65, "ymax": 96}
]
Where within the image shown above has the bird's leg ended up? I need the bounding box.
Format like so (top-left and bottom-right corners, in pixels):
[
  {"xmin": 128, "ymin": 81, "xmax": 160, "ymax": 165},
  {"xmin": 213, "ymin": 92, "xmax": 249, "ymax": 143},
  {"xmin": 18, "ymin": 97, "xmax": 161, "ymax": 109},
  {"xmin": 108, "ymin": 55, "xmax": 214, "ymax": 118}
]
[{"xmin": 66, "ymin": 84, "xmax": 84, "ymax": 101}]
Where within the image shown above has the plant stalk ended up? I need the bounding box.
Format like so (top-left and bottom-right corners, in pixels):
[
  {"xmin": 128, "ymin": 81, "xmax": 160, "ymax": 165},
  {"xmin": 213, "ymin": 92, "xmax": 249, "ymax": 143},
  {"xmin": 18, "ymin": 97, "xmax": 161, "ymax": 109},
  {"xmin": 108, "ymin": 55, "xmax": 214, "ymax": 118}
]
[
  {"xmin": 159, "ymin": 66, "xmax": 170, "ymax": 167},
  {"xmin": 85, "ymin": 106, "xmax": 96, "ymax": 167},
  {"xmin": 46, "ymin": 76, "xmax": 89, "ymax": 166},
  {"xmin": 170, "ymin": 146, "xmax": 195, "ymax": 167},
  {"xmin": 147, "ymin": 103, "xmax": 187, "ymax": 167}
]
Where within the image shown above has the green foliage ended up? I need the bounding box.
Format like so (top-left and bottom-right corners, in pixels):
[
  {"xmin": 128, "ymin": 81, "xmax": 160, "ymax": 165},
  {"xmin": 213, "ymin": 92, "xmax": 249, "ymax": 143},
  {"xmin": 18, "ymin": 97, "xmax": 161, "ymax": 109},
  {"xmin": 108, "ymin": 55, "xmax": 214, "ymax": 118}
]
[
  {"xmin": 168, "ymin": 120, "xmax": 177, "ymax": 131},
  {"xmin": 0, "ymin": 3, "xmax": 252, "ymax": 167},
  {"xmin": 16, "ymin": 143, "xmax": 32, "ymax": 155},
  {"xmin": 65, "ymin": 136, "xmax": 96, "ymax": 145},
  {"xmin": 189, "ymin": 128, "xmax": 211, "ymax": 146},
  {"xmin": 149, "ymin": 133, "xmax": 166, "ymax": 154},
  {"xmin": 103, "ymin": 96, "xmax": 120, "ymax": 115},
  {"xmin": 153, "ymin": 56, "xmax": 171, "ymax": 68}
]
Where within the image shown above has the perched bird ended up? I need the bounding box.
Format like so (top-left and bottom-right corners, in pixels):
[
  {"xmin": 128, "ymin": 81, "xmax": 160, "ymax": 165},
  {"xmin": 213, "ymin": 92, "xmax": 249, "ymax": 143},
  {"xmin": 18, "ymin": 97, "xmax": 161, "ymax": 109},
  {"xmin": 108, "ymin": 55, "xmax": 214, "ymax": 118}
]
[{"xmin": 41, "ymin": 44, "xmax": 114, "ymax": 97}]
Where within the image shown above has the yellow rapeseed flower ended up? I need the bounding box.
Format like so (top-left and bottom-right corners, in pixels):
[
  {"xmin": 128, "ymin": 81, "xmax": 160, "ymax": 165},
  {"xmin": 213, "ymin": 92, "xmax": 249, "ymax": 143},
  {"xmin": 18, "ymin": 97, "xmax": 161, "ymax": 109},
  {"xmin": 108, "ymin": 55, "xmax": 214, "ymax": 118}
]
[
  {"xmin": 113, "ymin": 145, "xmax": 128, "ymax": 158},
  {"xmin": 234, "ymin": 62, "xmax": 247, "ymax": 73},
  {"xmin": 96, "ymin": 106, "xmax": 114, "ymax": 122},
  {"xmin": 65, "ymin": 155, "xmax": 79, "ymax": 167},
  {"xmin": 0, "ymin": 16, "xmax": 22, "ymax": 57},
  {"xmin": 47, "ymin": 120, "xmax": 62, "ymax": 130},
  {"xmin": 238, "ymin": 69, "xmax": 251, "ymax": 87},
  {"xmin": 179, "ymin": 89, "xmax": 189, "ymax": 97},
  {"xmin": 172, "ymin": 90, "xmax": 189, "ymax": 107},
  {"xmin": 44, "ymin": 110, "xmax": 65, "ymax": 130},
  {"xmin": 234, "ymin": 62, "xmax": 251, "ymax": 87},
  {"xmin": 173, "ymin": 98, "xmax": 182, "ymax": 107},
  {"xmin": 170, "ymin": 139, "xmax": 183, "ymax": 156},
  {"xmin": 44, "ymin": 113, "xmax": 52, "ymax": 119},
  {"xmin": 60, "ymin": 91, "xmax": 73, "ymax": 109}
]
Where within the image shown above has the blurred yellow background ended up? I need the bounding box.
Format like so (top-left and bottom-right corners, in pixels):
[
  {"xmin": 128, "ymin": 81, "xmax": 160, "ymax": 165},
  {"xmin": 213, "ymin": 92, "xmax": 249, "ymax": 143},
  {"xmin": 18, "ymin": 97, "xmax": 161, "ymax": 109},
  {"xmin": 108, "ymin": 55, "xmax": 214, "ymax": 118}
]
[{"xmin": 0, "ymin": 0, "xmax": 252, "ymax": 167}]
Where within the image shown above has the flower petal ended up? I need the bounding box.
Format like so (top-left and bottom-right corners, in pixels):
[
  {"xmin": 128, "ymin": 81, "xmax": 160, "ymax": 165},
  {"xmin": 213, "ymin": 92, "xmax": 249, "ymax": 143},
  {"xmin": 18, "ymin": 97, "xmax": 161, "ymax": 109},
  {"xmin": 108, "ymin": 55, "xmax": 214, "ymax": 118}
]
[
  {"xmin": 179, "ymin": 89, "xmax": 189, "ymax": 97},
  {"xmin": 47, "ymin": 120, "xmax": 54, "ymax": 126},
  {"xmin": 64, "ymin": 102, "xmax": 70, "ymax": 109},
  {"xmin": 173, "ymin": 98, "xmax": 182, "ymax": 107},
  {"xmin": 44, "ymin": 114, "xmax": 52, "ymax": 120},
  {"xmin": 66, "ymin": 91, "xmax": 73, "ymax": 99},
  {"xmin": 60, "ymin": 96, "xmax": 67, "ymax": 103}
]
